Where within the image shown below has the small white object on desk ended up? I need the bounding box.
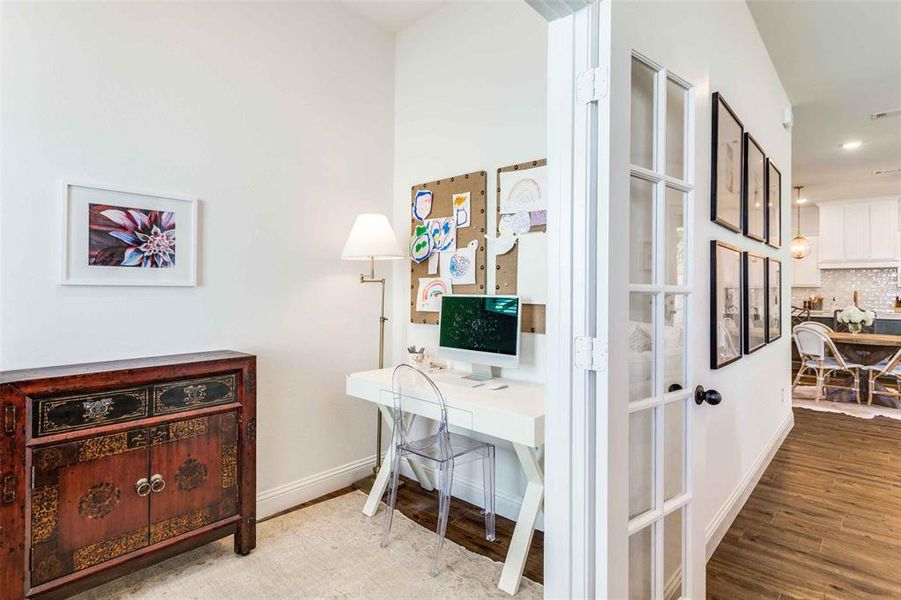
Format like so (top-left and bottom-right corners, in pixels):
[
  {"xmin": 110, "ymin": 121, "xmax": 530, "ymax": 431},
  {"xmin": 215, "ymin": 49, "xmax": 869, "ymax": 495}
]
[{"xmin": 487, "ymin": 382, "xmax": 508, "ymax": 390}]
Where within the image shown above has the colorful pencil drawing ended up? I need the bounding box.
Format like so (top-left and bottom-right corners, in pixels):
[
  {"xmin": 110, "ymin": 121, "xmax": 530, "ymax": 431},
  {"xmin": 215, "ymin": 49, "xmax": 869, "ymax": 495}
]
[
  {"xmin": 439, "ymin": 240, "xmax": 477, "ymax": 285},
  {"xmin": 452, "ymin": 192, "xmax": 471, "ymax": 228},
  {"xmin": 499, "ymin": 211, "xmax": 531, "ymax": 236},
  {"xmin": 413, "ymin": 190, "xmax": 433, "ymax": 221},
  {"xmin": 499, "ymin": 166, "xmax": 547, "ymax": 214},
  {"xmin": 410, "ymin": 224, "xmax": 432, "ymax": 263},
  {"xmin": 426, "ymin": 216, "xmax": 456, "ymax": 252},
  {"xmin": 416, "ymin": 277, "xmax": 451, "ymax": 312}
]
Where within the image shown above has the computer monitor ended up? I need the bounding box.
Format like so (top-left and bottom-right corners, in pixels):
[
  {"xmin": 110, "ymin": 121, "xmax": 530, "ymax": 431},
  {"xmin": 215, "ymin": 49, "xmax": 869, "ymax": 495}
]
[{"xmin": 438, "ymin": 294, "xmax": 520, "ymax": 380}]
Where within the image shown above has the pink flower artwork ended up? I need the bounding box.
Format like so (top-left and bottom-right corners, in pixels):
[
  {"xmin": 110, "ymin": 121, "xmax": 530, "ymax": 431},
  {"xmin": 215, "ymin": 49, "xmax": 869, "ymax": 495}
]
[{"xmin": 88, "ymin": 203, "xmax": 176, "ymax": 268}]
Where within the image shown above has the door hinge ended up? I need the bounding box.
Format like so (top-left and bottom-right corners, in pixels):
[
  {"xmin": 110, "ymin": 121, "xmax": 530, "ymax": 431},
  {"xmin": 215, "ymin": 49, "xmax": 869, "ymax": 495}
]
[
  {"xmin": 574, "ymin": 336, "xmax": 607, "ymax": 371},
  {"xmin": 576, "ymin": 67, "xmax": 608, "ymax": 104}
]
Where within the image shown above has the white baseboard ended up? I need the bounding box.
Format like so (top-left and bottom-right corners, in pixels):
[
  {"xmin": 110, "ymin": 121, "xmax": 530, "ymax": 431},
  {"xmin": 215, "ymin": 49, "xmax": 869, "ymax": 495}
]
[
  {"xmin": 705, "ymin": 411, "xmax": 794, "ymax": 561},
  {"xmin": 256, "ymin": 455, "xmax": 375, "ymax": 519},
  {"xmin": 258, "ymin": 452, "xmax": 542, "ymax": 530}
]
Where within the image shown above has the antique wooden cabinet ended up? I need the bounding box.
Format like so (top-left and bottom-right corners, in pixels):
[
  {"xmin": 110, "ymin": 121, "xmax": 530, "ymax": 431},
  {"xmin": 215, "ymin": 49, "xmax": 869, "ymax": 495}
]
[{"xmin": 0, "ymin": 351, "xmax": 257, "ymax": 599}]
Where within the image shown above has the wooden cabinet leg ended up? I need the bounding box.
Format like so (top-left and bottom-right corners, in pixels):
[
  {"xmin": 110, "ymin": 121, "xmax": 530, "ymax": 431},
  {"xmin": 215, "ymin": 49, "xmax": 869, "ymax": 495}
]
[{"xmin": 234, "ymin": 515, "xmax": 256, "ymax": 556}]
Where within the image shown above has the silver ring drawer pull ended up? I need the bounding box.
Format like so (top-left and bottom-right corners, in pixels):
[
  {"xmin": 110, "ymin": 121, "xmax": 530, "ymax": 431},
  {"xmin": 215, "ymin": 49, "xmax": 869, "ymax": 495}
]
[
  {"xmin": 150, "ymin": 474, "xmax": 166, "ymax": 493},
  {"xmin": 135, "ymin": 478, "xmax": 151, "ymax": 497}
]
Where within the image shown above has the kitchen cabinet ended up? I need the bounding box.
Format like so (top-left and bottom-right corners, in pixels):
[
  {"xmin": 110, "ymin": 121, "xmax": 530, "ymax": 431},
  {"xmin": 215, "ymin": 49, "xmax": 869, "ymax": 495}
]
[
  {"xmin": 818, "ymin": 200, "xmax": 900, "ymax": 268},
  {"xmin": 792, "ymin": 235, "xmax": 821, "ymax": 287}
]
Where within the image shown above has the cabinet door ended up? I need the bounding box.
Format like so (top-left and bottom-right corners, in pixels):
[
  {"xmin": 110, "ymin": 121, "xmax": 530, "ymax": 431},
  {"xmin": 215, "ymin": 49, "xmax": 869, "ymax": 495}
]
[
  {"xmin": 818, "ymin": 205, "xmax": 844, "ymax": 262},
  {"xmin": 148, "ymin": 412, "xmax": 239, "ymax": 545},
  {"xmin": 30, "ymin": 429, "xmax": 150, "ymax": 586},
  {"xmin": 842, "ymin": 204, "xmax": 870, "ymax": 261},
  {"xmin": 869, "ymin": 201, "xmax": 898, "ymax": 260}
]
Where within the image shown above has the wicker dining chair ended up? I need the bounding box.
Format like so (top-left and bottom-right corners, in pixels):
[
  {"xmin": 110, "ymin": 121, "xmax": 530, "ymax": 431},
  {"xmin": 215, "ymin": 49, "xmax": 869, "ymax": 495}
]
[
  {"xmin": 792, "ymin": 324, "xmax": 864, "ymax": 403},
  {"xmin": 867, "ymin": 348, "xmax": 901, "ymax": 407}
]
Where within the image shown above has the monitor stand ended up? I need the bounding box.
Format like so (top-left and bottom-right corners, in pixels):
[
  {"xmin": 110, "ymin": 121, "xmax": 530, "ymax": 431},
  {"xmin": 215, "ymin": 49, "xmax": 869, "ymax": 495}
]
[{"xmin": 463, "ymin": 363, "xmax": 497, "ymax": 382}]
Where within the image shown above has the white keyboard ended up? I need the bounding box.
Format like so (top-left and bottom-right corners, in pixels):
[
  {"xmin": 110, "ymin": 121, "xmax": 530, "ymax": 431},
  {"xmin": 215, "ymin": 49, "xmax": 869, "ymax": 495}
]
[{"xmin": 432, "ymin": 373, "xmax": 486, "ymax": 388}]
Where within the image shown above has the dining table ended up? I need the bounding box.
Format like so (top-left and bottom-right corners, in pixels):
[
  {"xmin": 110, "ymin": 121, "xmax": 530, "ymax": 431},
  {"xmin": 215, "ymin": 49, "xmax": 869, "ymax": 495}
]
[{"xmin": 828, "ymin": 331, "xmax": 901, "ymax": 406}]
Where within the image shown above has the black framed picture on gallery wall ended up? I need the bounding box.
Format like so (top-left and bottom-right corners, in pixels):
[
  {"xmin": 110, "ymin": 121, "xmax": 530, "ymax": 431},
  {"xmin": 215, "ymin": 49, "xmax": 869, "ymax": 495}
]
[
  {"xmin": 743, "ymin": 132, "xmax": 767, "ymax": 242},
  {"xmin": 710, "ymin": 240, "xmax": 743, "ymax": 369},
  {"xmin": 743, "ymin": 251, "xmax": 767, "ymax": 354},
  {"xmin": 766, "ymin": 257, "xmax": 782, "ymax": 343},
  {"xmin": 766, "ymin": 160, "xmax": 782, "ymax": 248},
  {"xmin": 710, "ymin": 93, "xmax": 744, "ymax": 233}
]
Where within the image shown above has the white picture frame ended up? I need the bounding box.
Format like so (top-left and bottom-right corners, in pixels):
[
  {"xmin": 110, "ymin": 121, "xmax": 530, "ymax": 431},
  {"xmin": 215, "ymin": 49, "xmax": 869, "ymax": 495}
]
[{"xmin": 60, "ymin": 181, "xmax": 198, "ymax": 286}]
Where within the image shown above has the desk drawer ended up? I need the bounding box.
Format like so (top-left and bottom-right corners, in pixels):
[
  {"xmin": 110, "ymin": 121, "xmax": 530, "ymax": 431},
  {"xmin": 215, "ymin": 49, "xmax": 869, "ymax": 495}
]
[
  {"xmin": 379, "ymin": 390, "xmax": 473, "ymax": 430},
  {"xmin": 152, "ymin": 374, "xmax": 237, "ymax": 415},
  {"xmin": 34, "ymin": 388, "xmax": 150, "ymax": 437}
]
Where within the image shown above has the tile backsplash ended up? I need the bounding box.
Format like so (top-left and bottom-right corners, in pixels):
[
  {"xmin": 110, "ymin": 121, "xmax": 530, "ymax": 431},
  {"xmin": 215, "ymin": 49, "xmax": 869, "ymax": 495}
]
[{"xmin": 792, "ymin": 268, "xmax": 900, "ymax": 311}]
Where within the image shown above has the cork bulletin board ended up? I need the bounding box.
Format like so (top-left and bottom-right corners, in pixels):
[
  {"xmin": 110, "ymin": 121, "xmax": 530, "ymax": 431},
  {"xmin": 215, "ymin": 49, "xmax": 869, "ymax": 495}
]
[
  {"xmin": 410, "ymin": 170, "xmax": 487, "ymax": 325},
  {"xmin": 496, "ymin": 159, "xmax": 547, "ymax": 334}
]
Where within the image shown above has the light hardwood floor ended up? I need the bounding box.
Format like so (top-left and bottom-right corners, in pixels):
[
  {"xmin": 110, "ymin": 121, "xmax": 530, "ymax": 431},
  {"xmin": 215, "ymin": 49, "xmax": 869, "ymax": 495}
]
[{"xmin": 707, "ymin": 407, "xmax": 901, "ymax": 599}]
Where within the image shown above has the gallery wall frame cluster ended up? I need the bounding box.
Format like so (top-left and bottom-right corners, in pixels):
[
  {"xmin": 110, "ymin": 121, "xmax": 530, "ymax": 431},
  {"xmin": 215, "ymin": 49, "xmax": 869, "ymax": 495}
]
[
  {"xmin": 710, "ymin": 92, "xmax": 781, "ymax": 248},
  {"xmin": 709, "ymin": 91, "xmax": 783, "ymax": 370}
]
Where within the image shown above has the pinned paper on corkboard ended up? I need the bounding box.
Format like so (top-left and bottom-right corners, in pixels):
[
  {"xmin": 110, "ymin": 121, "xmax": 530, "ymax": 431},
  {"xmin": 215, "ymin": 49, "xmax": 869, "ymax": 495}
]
[
  {"xmin": 496, "ymin": 159, "xmax": 547, "ymax": 334},
  {"xmin": 410, "ymin": 170, "xmax": 487, "ymax": 325}
]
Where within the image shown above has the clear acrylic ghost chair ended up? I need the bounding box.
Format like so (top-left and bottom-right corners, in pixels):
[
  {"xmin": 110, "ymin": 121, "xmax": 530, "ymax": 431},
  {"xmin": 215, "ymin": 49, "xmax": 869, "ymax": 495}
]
[{"xmin": 381, "ymin": 364, "xmax": 496, "ymax": 576}]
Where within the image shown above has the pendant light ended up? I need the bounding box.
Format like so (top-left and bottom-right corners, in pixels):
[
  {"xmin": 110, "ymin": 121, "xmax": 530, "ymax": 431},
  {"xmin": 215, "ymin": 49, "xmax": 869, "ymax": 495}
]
[{"xmin": 790, "ymin": 185, "xmax": 811, "ymax": 259}]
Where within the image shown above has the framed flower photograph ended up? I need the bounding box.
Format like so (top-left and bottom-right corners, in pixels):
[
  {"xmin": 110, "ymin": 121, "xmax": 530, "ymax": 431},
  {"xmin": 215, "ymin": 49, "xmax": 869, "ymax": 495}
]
[
  {"xmin": 710, "ymin": 93, "xmax": 744, "ymax": 233},
  {"xmin": 61, "ymin": 182, "xmax": 197, "ymax": 286},
  {"xmin": 743, "ymin": 251, "xmax": 767, "ymax": 354},
  {"xmin": 710, "ymin": 240, "xmax": 743, "ymax": 369},
  {"xmin": 743, "ymin": 133, "xmax": 767, "ymax": 242}
]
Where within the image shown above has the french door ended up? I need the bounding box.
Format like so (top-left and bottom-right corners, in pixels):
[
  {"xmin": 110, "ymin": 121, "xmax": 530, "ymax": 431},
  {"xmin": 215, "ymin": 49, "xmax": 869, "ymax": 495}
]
[
  {"xmin": 543, "ymin": 1, "xmax": 709, "ymax": 597},
  {"xmin": 622, "ymin": 51, "xmax": 698, "ymax": 599}
]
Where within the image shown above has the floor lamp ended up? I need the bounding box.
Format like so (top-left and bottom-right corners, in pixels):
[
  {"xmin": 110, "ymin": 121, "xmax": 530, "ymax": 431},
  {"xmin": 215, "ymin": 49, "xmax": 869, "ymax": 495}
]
[{"xmin": 341, "ymin": 213, "xmax": 403, "ymax": 479}]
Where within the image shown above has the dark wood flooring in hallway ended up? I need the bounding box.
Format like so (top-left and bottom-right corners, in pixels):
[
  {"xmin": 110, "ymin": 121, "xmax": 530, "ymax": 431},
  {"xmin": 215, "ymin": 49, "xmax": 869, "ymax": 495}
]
[{"xmin": 707, "ymin": 407, "xmax": 901, "ymax": 599}]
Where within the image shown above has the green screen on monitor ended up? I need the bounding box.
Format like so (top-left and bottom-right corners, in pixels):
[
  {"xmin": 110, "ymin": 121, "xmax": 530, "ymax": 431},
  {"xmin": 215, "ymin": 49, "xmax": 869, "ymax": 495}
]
[{"xmin": 439, "ymin": 296, "xmax": 519, "ymax": 356}]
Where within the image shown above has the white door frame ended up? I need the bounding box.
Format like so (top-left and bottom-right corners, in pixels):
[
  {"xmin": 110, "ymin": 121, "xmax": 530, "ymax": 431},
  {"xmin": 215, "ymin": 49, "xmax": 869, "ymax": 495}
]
[{"xmin": 540, "ymin": 1, "xmax": 607, "ymax": 598}]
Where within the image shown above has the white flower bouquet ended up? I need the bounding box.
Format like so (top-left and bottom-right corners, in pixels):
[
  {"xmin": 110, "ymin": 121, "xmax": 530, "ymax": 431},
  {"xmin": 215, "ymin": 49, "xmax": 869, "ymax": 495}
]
[{"xmin": 837, "ymin": 305, "xmax": 875, "ymax": 333}]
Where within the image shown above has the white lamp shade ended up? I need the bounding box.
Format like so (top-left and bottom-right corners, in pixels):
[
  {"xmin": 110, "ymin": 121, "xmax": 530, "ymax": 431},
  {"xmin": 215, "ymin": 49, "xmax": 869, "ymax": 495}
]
[{"xmin": 341, "ymin": 213, "xmax": 404, "ymax": 260}]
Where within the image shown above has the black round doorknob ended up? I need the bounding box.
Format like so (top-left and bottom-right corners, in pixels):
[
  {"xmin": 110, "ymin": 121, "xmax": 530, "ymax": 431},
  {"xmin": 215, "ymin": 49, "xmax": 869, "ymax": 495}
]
[{"xmin": 695, "ymin": 385, "xmax": 722, "ymax": 406}]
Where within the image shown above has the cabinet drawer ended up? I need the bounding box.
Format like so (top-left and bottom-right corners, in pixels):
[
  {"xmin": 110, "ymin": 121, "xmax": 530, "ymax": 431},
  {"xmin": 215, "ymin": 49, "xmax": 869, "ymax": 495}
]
[
  {"xmin": 34, "ymin": 388, "xmax": 150, "ymax": 437},
  {"xmin": 152, "ymin": 374, "xmax": 237, "ymax": 415}
]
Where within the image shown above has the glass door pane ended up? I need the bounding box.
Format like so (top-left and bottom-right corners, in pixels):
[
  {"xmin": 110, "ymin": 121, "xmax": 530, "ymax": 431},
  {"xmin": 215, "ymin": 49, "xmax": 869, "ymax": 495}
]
[{"xmin": 626, "ymin": 52, "xmax": 695, "ymax": 600}]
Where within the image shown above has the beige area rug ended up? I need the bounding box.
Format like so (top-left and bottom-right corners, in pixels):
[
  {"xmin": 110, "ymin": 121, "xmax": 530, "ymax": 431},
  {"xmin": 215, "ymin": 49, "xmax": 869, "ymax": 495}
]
[
  {"xmin": 73, "ymin": 491, "xmax": 542, "ymax": 600},
  {"xmin": 793, "ymin": 385, "xmax": 901, "ymax": 421}
]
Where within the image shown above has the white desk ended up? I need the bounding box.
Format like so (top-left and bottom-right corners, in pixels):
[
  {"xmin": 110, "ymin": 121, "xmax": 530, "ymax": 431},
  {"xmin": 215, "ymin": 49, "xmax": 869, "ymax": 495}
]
[{"xmin": 346, "ymin": 368, "xmax": 545, "ymax": 595}]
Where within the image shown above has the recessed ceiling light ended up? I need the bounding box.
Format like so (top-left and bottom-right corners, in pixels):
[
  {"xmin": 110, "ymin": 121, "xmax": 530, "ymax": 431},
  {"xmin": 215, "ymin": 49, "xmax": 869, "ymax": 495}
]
[
  {"xmin": 797, "ymin": 197, "xmax": 808, "ymax": 204},
  {"xmin": 842, "ymin": 140, "xmax": 862, "ymax": 150}
]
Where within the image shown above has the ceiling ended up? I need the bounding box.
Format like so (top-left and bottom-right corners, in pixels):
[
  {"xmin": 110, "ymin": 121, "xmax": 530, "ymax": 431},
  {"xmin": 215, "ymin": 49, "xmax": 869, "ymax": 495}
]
[
  {"xmin": 339, "ymin": 1, "xmax": 449, "ymax": 32},
  {"xmin": 748, "ymin": 0, "xmax": 901, "ymax": 204}
]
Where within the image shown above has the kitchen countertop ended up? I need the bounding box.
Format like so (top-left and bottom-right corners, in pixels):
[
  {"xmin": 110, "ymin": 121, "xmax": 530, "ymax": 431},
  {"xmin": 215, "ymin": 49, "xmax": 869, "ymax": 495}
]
[{"xmin": 804, "ymin": 309, "xmax": 901, "ymax": 321}]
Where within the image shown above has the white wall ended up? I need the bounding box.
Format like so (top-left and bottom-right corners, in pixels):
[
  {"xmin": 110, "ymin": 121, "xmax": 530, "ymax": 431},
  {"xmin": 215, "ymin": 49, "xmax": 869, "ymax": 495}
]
[
  {"xmin": 391, "ymin": 1, "xmax": 547, "ymax": 521},
  {"xmin": 608, "ymin": 0, "xmax": 793, "ymax": 576},
  {"xmin": 0, "ymin": 2, "xmax": 396, "ymax": 516}
]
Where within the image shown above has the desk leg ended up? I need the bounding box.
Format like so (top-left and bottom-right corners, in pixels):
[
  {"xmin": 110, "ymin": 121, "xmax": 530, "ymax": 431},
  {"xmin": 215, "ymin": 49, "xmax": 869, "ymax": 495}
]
[
  {"xmin": 362, "ymin": 406, "xmax": 433, "ymax": 518},
  {"xmin": 498, "ymin": 443, "xmax": 544, "ymax": 595}
]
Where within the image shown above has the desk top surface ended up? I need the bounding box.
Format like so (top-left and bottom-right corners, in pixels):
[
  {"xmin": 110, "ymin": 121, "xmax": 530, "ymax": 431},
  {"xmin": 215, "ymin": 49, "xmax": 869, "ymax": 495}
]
[
  {"xmin": 829, "ymin": 332, "xmax": 901, "ymax": 347},
  {"xmin": 346, "ymin": 367, "xmax": 545, "ymax": 420}
]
